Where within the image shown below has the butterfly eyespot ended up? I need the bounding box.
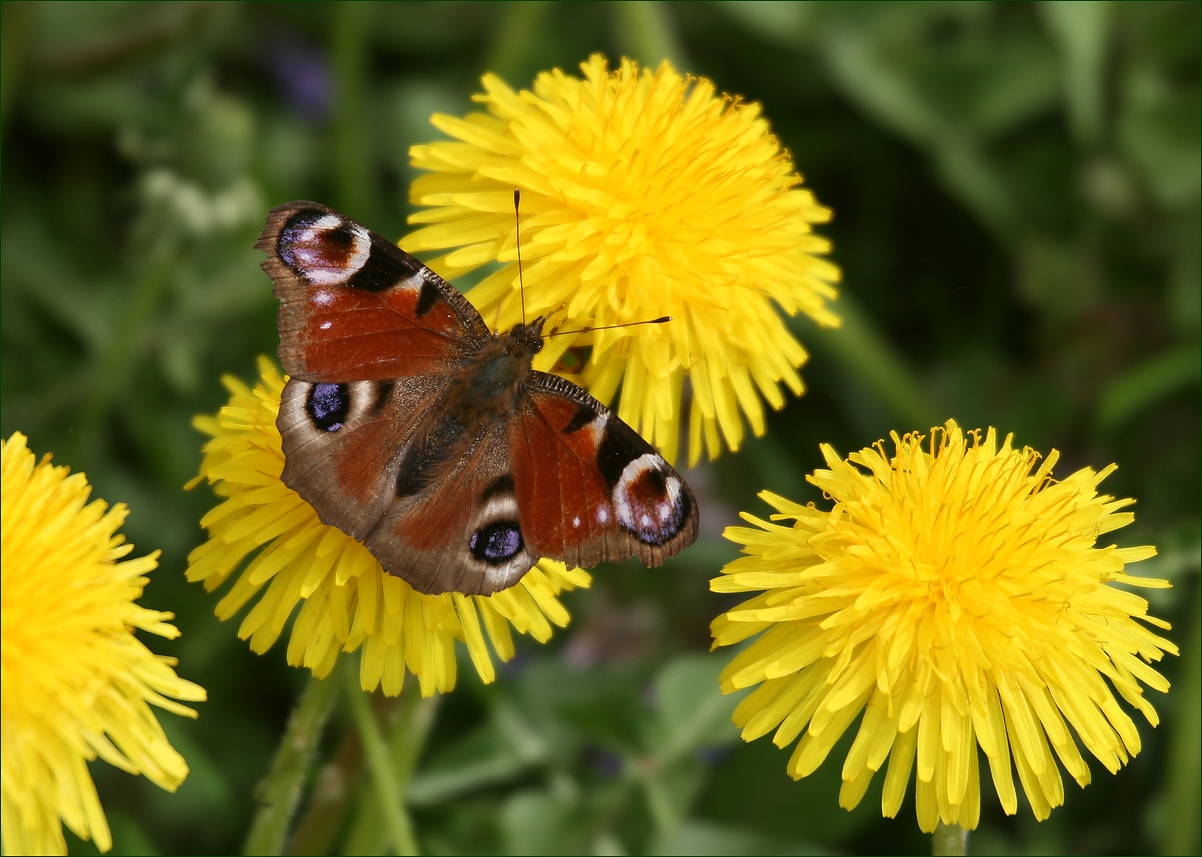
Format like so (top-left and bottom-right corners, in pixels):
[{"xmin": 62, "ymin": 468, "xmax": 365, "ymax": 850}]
[
  {"xmin": 307, "ymin": 383, "xmax": 350, "ymax": 432},
  {"xmin": 279, "ymin": 212, "xmax": 371, "ymax": 286},
  {"xmin": 614, "ymin": 455, "xmax": 689, "ymax": 546},
  {"xmin": 470, "ymin": 521, "xmax": 524, "ymax": 564}
]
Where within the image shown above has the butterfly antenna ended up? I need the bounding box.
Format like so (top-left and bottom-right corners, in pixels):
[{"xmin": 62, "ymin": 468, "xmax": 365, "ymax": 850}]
[
  {"xmin": 548, "ymin": 317, "xmax": 673, "ymax": 337},
  {"xmin": 514, "ymin": 188, "xmax": 527, "ymax": 325}
]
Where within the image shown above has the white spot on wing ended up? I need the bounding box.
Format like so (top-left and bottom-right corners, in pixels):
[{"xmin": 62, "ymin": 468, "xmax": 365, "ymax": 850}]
[
  {"xmin": 396, "ymin": 273, "xmax": 425, "ymax": 294},
  {"xmin": 477, "ymin": 493, "xmax": 520, "ymax": 523},
  {"xmin": 310, "ymin": 214, "xmax": 342, "ymax": 231},
  {"xmin": 584, "ymin": 412, "xmax": 608, "ymax": 447}
]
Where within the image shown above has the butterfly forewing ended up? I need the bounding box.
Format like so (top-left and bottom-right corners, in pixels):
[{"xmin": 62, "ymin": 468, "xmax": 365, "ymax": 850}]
[
  {"xmin": 259, "ymin": 201, "xmax": 490, "ymax": 383},
  {"xmin": 260, "ymin": 201, "xmax": 698, "ymax": 595}
]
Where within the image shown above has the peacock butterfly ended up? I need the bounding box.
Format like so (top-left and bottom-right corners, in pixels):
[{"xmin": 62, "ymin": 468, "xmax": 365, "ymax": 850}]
[{"xmin": 256, "ymin": 201, "xmax": 698, "ymax": 596}]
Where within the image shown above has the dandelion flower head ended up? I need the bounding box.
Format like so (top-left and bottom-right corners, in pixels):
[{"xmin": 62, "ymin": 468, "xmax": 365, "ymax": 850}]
[
  {"xmin": 711, "ymin": 421, "xmax": 1176, "ymax": 832},
  {"xmin": 404, "ymin": 54, "xmax": 841, "ymax": 466},
  {"xmin": 1, "ymin": 432, "xmax": 206, "ymax": 856},
  {"xmin": 186, "ymin": 358, "xmax": 591, "ymax": 698}
]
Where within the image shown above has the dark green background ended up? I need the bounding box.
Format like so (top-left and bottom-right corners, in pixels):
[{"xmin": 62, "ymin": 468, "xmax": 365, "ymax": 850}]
[{"xmin": 2, "ymin": 2, "xmax": 1197, "ymax": 854}]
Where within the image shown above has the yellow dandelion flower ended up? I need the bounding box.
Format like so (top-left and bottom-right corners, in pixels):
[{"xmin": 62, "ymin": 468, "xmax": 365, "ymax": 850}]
[
  {"xmin": 186, "ymin": 357, "xmax": 591, "ymax": 698},
  {"xmin": 404, "ymin": 53, "xmax": 841, "ymax": 466},
  {"xmin": 710, "ymin": 421, "xmax": 1177, "ymax": 832},
  {"xmin": 1, "ymin": 432, "xmax": 206, "ymax": 856}
]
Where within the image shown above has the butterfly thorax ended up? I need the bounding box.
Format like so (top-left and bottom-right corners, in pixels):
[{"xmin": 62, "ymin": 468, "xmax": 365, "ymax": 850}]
[
  {"xmin": 502, "ymin": 319, "xmax": 545, "ymax": 363},
  {"xmin": 457, "ymin": 317, "xmax": 545, "ymax": 400},
  {"xmin": 393, "ymin": 318, "xmax": 547, "ymax": 498}
]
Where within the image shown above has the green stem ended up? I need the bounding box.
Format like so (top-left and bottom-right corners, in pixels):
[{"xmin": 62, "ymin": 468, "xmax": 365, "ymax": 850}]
[
  {"xmin": 243, "ymin": 665, "xmax": 344, "ymax": 856},
  {"xmin": 932, "ymin": 822, "xmax": 968, "ymax": 856},
  {"xmin": 0, "ymin": 2, "xmax": 34, "ymax": 132},
  {"xmin": 330, "ymin": 1, "xmax": 371, "ymax": 220},
  {"xmin": 285, "ymin": 724, "xmax": 365, "ymax": 855},
  {"xmin": 386, "ymin": 688, "xmax": 441, "ymax": 795},
  {"xmin": 1163, "ymin": 587, "xmax": 1201, "ymax": 855},
  {"xmin": 345, "ymin": 670, "xmax": 424, "ymax": 856},
  {"xmin": 639, "ymin": 764, "xmax": 677, "ymax": 848},
  {"xmin": 615, "ymin": 2, "xmax": 687, "ymax": 69}
]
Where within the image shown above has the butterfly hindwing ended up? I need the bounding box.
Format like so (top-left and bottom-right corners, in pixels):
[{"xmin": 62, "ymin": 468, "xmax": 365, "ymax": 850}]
[
  {"xmin": 277, "ymin": 374, "xmax": 453, "ymax": 542},
  {"xmin": 357, "ymin": 376, "xmax": 699, "ymax": 596},
  {"xmin": 365, "ymin": 426, "xmax": 538, "ymax": 596}
]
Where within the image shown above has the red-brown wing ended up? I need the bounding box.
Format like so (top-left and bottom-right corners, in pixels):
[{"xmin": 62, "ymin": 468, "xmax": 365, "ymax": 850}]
[
  {"xmin": 258, "ymin": 201, "xmax": 491, "ymax": 383},
  {"xmin": 364, "ymin": 424, "xmax": 538, "ymax": 596},
  {"xmin": 277, "ymin": 375, "xmax": 453, "ymax": 543},
  {"xmin": 512, "ymin": 373, "xmax": 698, "ymax": 569}
]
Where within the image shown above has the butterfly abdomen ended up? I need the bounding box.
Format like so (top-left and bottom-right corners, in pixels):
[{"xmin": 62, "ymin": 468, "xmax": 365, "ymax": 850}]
[{"xmin": 391, "ymin": 325, "xmax": 544, "ymax": 501}]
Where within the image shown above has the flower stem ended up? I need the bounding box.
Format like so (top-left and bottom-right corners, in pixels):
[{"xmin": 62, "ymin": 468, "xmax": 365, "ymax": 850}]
[
  {"xmin": 932, "ymin": 822, "xmax": 968, "ymax": 856},
  {"xmin": 242, "ymin": 665, "xmax": 344, "ymax": 856},
  {"xmin": 330, "ymin": 1, "xmax": 371, "ymax": 220},
  {"xmin": 615, "ymin": 2, "xmax": 687, "ymax": 69},
  {"xmin": 1163, "ymin": 595, "xmax": 1201, "ymax": 855},
  {"xmin": 344, "ymin": 670, "xmax": 435, "ymax": 856}
]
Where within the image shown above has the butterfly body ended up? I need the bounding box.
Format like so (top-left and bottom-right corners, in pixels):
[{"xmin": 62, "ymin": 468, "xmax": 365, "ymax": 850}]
[{"xmin": 258, "ymin": 201, "xmax": 697, "ymax": 596}]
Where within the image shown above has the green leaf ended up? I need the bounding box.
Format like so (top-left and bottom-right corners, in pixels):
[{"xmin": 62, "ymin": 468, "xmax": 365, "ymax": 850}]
[
  {"xmin": 649, "ymin": 654, "xmax": 743, "ymax": 762},
  {"xmin": 1096, "ymin": 342, "xmax": 1202, "ymax": 431},
  {"xmin": 1041, "ymin": 0, "xmax": 1112, "ymax": 146},
  {"xmin": 714, "ymin": 1, "xmax": 813, "ymax": 47},
  {"xmin": 499, "ymin": 791, "xmax": 582, "ymax": 855},
  {"xmin": 652, "ymin": 819, "xmax": 826, "ymax": 856},
  {"xmin": 407, "ymin": 716, "xmax": 536, "ymax": 806},
  {"xmin": 1118, "ymin": 80, "xmax": 1202, "ymax": 209}
]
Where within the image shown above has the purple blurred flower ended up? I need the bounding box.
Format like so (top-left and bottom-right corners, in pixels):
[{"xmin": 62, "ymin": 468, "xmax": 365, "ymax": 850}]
[{"xmin": 265, "ymin": 38, "xmax": 331, "ymax": 122}]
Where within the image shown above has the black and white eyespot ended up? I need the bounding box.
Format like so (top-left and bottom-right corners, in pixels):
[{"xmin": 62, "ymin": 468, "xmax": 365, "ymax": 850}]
[
  {"xmin": 469, "ymin": 481, "xmax": 524, "ymax": 566},
  {"xmin": 278, "ymin": 211, "xmax": 371, "ymax": 286},
  {"xmin": 613, "ymin": 454, "xmax": 689, "ymax": 546},
  {"xmin": 291, "ymin": 379, "xmax": 386, "ymax": 436},
  {"xmin": 465, "ymin": 476, "xmax": 536, "ymax": 590},
  {"xmin": 469, "ymin": 520, "xmax": 524, "ymax": 564},
  {"xmin": 306, "ymin": 383, "xmax": 351, "ymax": 432}
]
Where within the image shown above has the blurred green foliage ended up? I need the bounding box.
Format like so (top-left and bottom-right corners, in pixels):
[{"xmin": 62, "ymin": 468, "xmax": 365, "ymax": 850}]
[{"xmin": 1, "ymin": 2, "xmax": 1198, "ymax": 855}]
